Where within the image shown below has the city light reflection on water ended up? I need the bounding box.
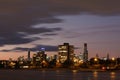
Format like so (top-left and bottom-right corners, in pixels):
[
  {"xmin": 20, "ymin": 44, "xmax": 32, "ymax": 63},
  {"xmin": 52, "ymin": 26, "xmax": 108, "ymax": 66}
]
[
  {"xmin": 0, "ymin": 70, "xmax": 120, "ymax": 80},
  {"xmin": 72, "ymin": 70, "xmax": 78, "ymax": 74},
  {"xmin": 110, "ymin": 72, "xmax": 116, "ymax": 80},
  {"xmin": 93, "ymin": 71, "xmax": 98, "ymax": 80}
]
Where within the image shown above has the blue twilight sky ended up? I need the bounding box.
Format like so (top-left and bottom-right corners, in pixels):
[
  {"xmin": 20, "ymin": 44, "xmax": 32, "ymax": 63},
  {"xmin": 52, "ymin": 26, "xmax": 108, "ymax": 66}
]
[{"xmin": 0, "ymin": 0, "xmax": 120, "ymax": 60}]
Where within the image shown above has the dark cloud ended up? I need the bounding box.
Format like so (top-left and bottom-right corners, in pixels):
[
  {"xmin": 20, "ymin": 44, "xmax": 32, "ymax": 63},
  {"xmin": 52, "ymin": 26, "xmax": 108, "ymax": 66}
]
[
  {"xmin": 0, "ymin": 44, "xmax": 81, "ymax": 52},
  {"xmin": 0, "ymin": 36, "xmax": 36, "ymax": 46},
  {"xmin": 0, "ymin": 50, "xmax": 10, "ymax": 52},
  {"xmin": 0, "ymin": 47, "xmax": 36, "ymax": 52},
  {"xmin": 0, "ymin": 0, "xmax": 120, "ymax": 46},
  {"xmin": 0, "ymin": 27, "xmax": 62, "ymax": 46},
  {"xmin": 42, "ymin": 33, "xmax": 58, "ymax": 36},
  {"xmin": 34, "ymin": 45, "xmax": 58, "ymax": 52},
  {"xmin": 0, "ymin": 45, "xmax": 58, "ymax": 52}
]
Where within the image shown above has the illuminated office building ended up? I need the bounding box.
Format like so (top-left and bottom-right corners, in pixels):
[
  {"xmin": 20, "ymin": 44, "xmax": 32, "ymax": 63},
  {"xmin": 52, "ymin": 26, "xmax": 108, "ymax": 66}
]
[
  {"xmin": 32, "ymin": 48, "xmax": 47, "ymax": 65},
  {"xmin": 36, "ymin": 48, "xmax": 46, "ymax": 62},
  {"xmin": 58, "ymin": 43, "xmax": 74, "ymax": 63}
]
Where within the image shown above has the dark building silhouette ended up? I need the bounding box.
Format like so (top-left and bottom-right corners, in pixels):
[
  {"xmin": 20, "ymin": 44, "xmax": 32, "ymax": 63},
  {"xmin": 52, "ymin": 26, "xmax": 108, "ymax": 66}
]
[
  {"xmin": 28, "ymin": 49, "xmax": 31, "ymax": 61},
  {"xmin": 83, "ymin": 43, "xmax": 88, "ymax": 62},
  {"xmin": 107, "ymin": 53, "xmax": 110, "ymax": 60}
]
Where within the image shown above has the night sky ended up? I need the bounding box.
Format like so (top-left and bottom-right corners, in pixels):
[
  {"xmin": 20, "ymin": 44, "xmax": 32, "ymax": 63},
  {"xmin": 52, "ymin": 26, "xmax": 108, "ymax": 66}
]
[{"xmin": 0, "ymin": 0, "xmax": 120, "ymax": 60}]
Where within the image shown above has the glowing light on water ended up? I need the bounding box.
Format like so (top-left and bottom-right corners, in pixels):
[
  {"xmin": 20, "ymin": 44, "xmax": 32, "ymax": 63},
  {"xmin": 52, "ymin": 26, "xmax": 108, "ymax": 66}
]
[
  {"xmin": 72, "ymin": 70, "xmax": 77, "ymax": 73},
  {"xmin": 110, "ymin": 72, "xmax": 116, "ymax": 80},
  {"xmin": 93, "ymin": 71, "xmax": 98, "ymax": 80}
]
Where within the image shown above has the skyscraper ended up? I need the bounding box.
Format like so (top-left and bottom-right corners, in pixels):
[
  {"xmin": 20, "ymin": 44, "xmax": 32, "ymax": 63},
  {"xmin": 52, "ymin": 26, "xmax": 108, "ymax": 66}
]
[
  {"xmin": 58, "ymin": 43, "xmax": 74, "ymax": 63},
  {"xmin": 83, "ymin": 43, "xmax": 88, "ymax": 62},
  {"xmin": 32, "ymin": 48, "xmax": 47, "ymax": 67},
  {"xmin": 28, "ymin": 49, "xmax": 30, "ymax": 61},
  {"xmin": 107, "ymin": 53, "xmax": 109, "ymax": 60},
  {"xmin": 36, "ymin": 48, "xmax": 46, "ymax": 62}
]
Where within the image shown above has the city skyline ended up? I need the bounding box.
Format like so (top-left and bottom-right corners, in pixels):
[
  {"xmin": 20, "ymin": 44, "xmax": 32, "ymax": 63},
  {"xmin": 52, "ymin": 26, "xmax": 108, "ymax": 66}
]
[
  {"xmin": 0, "ymin": 42, "xmax": 118, "ymax": 60},
  {"xmin": 0, "ymin": 0, "xmax": 120, "ymax": 60}
]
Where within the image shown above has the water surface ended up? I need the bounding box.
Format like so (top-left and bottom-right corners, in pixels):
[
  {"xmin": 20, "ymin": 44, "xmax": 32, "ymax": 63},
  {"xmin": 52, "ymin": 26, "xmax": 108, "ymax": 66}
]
[{"xmin": 0, "ymin": 69, "xmax": 120, "ymax": 80}]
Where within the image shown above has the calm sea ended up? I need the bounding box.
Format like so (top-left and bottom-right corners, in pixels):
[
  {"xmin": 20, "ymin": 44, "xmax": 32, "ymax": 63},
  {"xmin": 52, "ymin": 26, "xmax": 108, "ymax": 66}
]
[{"xmin": 0, "ymin": 69, "xmax": 120, "ymax": 80}]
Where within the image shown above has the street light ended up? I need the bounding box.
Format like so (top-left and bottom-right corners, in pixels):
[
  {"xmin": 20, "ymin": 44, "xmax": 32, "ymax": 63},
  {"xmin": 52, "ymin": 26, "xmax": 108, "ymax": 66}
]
[
  {"xmin": 94, "ymin": 58, "xmax": 98, "ymax": 62},
  {"xmin": 111, "ymin": 57, "xmax": 115, "ymax": 61}
]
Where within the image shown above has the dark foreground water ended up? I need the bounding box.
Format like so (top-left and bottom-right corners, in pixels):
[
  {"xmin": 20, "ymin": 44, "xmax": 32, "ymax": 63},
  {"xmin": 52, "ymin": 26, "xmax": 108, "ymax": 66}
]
[{"xmin": 0, "ymin": 69, "xmax": 120, "ymax": 80}]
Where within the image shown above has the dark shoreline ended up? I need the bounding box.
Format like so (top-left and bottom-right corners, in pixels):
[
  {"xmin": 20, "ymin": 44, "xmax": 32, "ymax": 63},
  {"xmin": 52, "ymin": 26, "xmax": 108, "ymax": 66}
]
[{"xmin": 0, "ymin": 68, "xmax": 120, "ymax": 72}]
